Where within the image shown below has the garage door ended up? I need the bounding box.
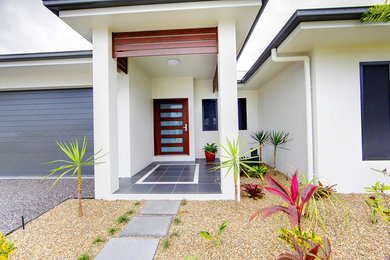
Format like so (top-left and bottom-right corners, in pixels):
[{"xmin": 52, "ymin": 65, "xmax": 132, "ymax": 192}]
[{"xmin": 0, "ymin": 88, "xmax": 94, "ymax": 177}]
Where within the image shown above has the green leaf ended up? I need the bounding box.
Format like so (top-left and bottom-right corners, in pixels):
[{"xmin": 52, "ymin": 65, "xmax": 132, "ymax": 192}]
[
  {"xmin": 199, "ymin": 231, "xmax": 213, "ymax": 240},
  {"xmin": 218, "ymin": 221, "xmax": 228, "ymax": 236}
]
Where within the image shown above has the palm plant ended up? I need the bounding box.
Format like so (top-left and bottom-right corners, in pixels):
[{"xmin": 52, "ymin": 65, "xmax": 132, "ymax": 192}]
[
  {"xmin": 361, "ymin": 0, "xmax": 390, "ymax": 23},
  {"xmin": 210, "ymin": 138, "xmax": 260, "ymax": 202},
  {"xmin": 268, "ymin": 131, "xmax": 291, "ymax": 170},
  {"xmin": 250, "ymin": 130, "xmax": 269, "ymax": 162},
  {"xmin": 42, "ymin": 137, "xmax": 104, "ymax": 217}
]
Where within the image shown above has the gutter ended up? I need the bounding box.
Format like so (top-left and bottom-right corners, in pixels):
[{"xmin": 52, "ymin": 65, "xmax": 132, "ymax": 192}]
[
  {"xmin": 0, "ymin": 50, "xmax": 92, "ymax": 62},
  {"xmin": 238, "ymin": 6, "xmax": 369, "ymax": 84},
  {"xmin": 271, "ymin": 49, "xmax": 314, "ymax": 181}
]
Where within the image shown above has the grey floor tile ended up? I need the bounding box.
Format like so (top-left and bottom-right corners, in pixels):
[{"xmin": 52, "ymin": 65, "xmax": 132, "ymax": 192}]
[
  {"xmin": 127, "ymin": 184, "xmax": 154, "ymax": 194},
  {"xmin": 120, "ymin": 216, "xmax": 172, "ymax": 237},
  {"xmin": 95, "ymin": 238, "xmax": 159, "ymax": 260},
  {"xmin": 198, "ymin": 183, "xmax": 222, "ymax": 194},
  {"xmin": 173, "ymin": 184, "xmax": 198, "ymax": 194},
  {"xmin": 140, "ymin": 200, "xmax": 181, "ymax": 215},
  {"xmin": 148, "ymin": 184, "xmax": 175, "ymax": 194}
]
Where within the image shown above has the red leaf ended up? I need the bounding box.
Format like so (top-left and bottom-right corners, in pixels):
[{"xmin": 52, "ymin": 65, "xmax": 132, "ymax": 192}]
[
  {"xmin": 288, "ymin": 205, "xmax": 299, "ymax": 227},
  {"xmin": 265, "ymin": 187, "xmax": 293, "ymax": 204},
  {"xmin": 305, "ymin": 245, "xmax": 320, "ymax": 260},
  {"xmin": 291, "ymin": 172, "xmax": 299, "ymax": 205},
  {"xmin": 278, "ymin": 254, "xmax": 300, "ymax": 260},
  {"xmin": 266, "ymin": 175, "xmax": 292, "ymax": 203},
  {"xmin": 291, "ymin": 235, "xmax": 304, "ymax": 259},
  {"xmin": 301, "ymin": 184, "xmax": 318, "ymax": 205},
  {"xmin": 249, "ymin": 206, "xmax": 288, "ymax": 222}
]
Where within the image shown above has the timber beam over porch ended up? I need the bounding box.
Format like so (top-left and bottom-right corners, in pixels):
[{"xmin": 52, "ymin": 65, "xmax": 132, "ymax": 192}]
[{"xmin": 112, "ymin": 27, "xmax": 218, "ymax": 73}]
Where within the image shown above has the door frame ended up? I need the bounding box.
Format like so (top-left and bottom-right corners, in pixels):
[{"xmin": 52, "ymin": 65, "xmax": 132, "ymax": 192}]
[{"xmin": 153, "ymin": 98, "xmax": 189, "ymax": 155}]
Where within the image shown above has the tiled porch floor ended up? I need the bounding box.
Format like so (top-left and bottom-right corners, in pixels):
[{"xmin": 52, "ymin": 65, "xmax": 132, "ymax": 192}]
[{"xmin": 114, "ymin": 159, "xmax": 221, "ymax": 194}]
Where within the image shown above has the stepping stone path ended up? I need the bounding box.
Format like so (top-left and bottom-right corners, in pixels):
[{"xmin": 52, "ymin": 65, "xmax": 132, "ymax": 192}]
[{"xmin": 96, "ymin": 200, "xmax": 181, "ymax": 260}]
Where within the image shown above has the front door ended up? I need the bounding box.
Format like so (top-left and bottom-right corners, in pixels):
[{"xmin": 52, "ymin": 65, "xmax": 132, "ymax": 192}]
[{"xmin": 153, "ymin": 99, "xmax": 189, "ymax": 155}]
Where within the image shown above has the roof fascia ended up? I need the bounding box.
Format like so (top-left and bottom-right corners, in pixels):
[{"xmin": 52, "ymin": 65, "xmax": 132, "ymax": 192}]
[
  {"xmin": 238, "ymin": 6, "xmax": 370, "ymax": 84},
  {"xmin": 0, "ymin": 50, "xmax": 92, "ymax": 62}
]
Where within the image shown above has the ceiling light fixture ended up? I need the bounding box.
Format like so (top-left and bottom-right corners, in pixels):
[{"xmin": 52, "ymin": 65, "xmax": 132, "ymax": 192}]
[{"xmin": 167, "ymin": 58, "xmax": 180, "ymax": 66}]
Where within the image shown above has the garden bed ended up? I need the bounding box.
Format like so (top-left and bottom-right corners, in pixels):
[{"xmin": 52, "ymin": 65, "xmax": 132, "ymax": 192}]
[
  {"xmin": 6, "ymin": 171, "xmax": 390, "ymax": 260},
  {"xmin": 7, "ymin": 199, "xmax": 144, "ymax": 260}
]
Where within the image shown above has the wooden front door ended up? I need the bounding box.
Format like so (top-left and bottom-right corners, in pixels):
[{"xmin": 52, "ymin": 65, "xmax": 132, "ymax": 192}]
[{"xmin": 154, "ymin": 99, "xmax": 189, "ymax": 155}]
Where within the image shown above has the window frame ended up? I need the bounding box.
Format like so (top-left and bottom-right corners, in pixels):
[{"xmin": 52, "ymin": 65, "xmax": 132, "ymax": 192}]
[
  {"xmin": 202, "ymin": 98, "xmax": 218, "ymax": 131},
  {"xmin": 238, "ymin": 98, "xmax": 248, "ymax": 131}
]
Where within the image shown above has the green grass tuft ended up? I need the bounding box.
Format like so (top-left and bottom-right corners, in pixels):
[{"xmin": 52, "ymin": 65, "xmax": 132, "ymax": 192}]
[
  {"xmin": 118, "ymin": 215, "xmax": 129, "ymax": 224},
  {"xmin": 126, "ymin": 210, "xmax": 134, "ymax": 215},
  {"xmin": 169, "ymin": 232, "xmax": 180, "ymax": 238},
  {"xmin": 78, "ymin": 254, "xmax": 90, "ymax": 260},
  {"xmin": 162, "ymin": 238, "xmax": 171, "ymax": 250},
  {"xmin": 134, "ymin": 201, "xmax": 141, "ymax": 206},
  {"xmin": 108, "ymin": 227, "xmax": 118, "ymax": 235},
  {"xmin": 92, "ymin": 236, "xmax": 104, "ymax": 244},
  {"xmin": 173, "ymin": 217, "xmax": 181, "ymax": 225},
  {"xmin": 181, "ymin": 199, "xmax": 188, "ymax": 206}
]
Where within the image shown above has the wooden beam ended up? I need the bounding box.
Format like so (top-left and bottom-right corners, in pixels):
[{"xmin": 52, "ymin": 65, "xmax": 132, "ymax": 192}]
[
  {"xmin": 112, "ymin": 27, "xmax": 218, "ymax": 58},
  {"xmin": 213, "ymin": 65, "xmax": 218, "ymax": 93},
  {"xmin": 117, "ymin": 57, "xmax": 127, "ymax": 74}
]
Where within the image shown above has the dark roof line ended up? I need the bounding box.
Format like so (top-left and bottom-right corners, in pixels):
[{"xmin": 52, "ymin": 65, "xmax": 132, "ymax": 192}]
[
  {"xmin": 0, "ymin": 50, "xmax": 92, "ymax": 62},
  {"xmin": 237, "ymin": 0, "xmax": 269, "ymax": 60},
  {"xmin": 238, "ymin": 6, "xmax": 369, "ymax": 84},
  {"xmin": 43, "ymin": 0, "xmax": 220, "ymax": 15}
]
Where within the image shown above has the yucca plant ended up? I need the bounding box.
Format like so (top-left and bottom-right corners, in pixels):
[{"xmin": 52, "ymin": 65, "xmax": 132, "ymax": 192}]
[
  {"xmin": 42, "ymin": 137, "xmax": 105, "ymax": 217},
  {"xmin": 268, "ymin": 131, "xmax": 291, "ymax": 170},
  {"xmin": 361, "ymin": 1, "xmax": 390, "ymax": 23},
  {"xmin": 250, "ymin": 130, "xmax": 269, "ymax": 162},
  {"xmin": 210, "ymin": 138, "xmax": 260, "ymax": 202}
]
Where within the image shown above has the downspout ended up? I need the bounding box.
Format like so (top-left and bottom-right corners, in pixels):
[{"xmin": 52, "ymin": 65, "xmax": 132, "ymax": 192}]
[{"xmin": 270, "ymin": 48, "xmax": 315, "ymax": 181}]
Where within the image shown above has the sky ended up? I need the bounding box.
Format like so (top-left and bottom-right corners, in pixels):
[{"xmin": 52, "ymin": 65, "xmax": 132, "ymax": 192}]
[{"xmin": 0, "ymin": 0, "xmax": 377, "ymax": 79}]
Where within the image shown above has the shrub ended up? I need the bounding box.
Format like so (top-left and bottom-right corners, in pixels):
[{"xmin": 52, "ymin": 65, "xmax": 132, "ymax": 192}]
[
  {"xmin": 199, "ymin": 221, "xmax": 227, "ymax": 246},
  {"xmin": 278, "ymin": 236, "xmax": 331, "ymax": 260},
  {"xmin": 247, "ymin": 165, "xmax": 269, "ymax": 180},
  {"xmin": 243, "ymin": 184, "xmax": 265, "ymax": 200},
  {"xmin": 365, "ymin": 168, "xmax": 390, "ymax": 226},
  {"xmin": 203, "ymin": 143, "xmax": 218, "ymax": 154},
  {"xmin": 278, "ymin": 227, "xmax": 323, "ymax": 251},
  {"xmin": 0, "ymin": 232, "xmax": 16, "ymax": 258}
]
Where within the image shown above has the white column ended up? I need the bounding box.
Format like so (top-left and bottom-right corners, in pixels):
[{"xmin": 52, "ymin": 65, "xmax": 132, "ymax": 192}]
[
  {"xmin": 92, "ymin": 27, "xmax": 119, "ymax": 199},
  {"xmin": 217, "ymin": 20, "xmax": 238, "ymax": 200}
]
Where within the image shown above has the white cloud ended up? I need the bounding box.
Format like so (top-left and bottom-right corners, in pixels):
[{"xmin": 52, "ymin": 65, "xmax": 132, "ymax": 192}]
[{"xmin": 0, "ymin": 0, "xmax": 91, "ymax": 54}]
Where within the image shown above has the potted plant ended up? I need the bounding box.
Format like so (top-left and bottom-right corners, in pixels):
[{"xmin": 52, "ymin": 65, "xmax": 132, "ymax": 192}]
[{"xmin": 203, "ymin": 143, "xmax": 218, "ymax": 162}]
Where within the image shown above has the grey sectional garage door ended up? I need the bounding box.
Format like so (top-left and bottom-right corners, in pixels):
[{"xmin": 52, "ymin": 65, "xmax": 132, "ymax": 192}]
[{"xmin": 0, "ymin": 88, "xmax": 94, "ymax": 177}]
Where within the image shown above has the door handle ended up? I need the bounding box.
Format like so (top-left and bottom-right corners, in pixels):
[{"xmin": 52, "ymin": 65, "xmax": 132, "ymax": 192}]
[{"xmin": 183, "ymin": 124, "xmax": 188, "ymax": 132}]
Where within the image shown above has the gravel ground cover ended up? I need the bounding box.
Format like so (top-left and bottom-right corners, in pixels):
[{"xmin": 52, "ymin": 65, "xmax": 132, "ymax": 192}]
[
  {"xmin": 154, "ymin": 170, "xmax": 390, "ymax": 259},
  {"xmin": 8, "ymin": 199, "xmax": 145, "ymax": 260},
  {"xmin": 5, "ymin": 170, "xmax": 390, "ymax": 259},
  {"xmin": 0, "ymin": 178, "xmax": 94, "ymax": 235}
]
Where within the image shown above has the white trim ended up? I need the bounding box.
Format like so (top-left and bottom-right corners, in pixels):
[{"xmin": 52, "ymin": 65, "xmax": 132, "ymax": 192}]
[
  {"xmin": 0, "ymin": 176, "xmax": 94, "ymax": 180},
  {"xmin": 136, "ymin": 163, "xmax": 199, "ymax": 184},
  {"xmin": 60, "ymin": 1, "xmax": 260, "ymax": 17},
  {"xmin": 0, "ymin": 58, "xmax": 92, "ymax": 68}
]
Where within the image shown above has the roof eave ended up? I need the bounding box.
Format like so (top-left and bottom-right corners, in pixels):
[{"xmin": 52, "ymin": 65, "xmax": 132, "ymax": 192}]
[
  {"xmin": 0, "ymin": 50, "xmax": 92, "ymax": 62},
  {"xmin": 239, "ymin": 6, "xmax": 370, "ymax": 84}
]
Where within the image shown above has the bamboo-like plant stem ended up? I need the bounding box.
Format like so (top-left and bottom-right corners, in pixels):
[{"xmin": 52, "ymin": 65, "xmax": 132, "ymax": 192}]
[
  {"xmin": 78, "ymin": 168, "xmax": 83, "ymax": 217},
  {"xmin": 273, "ymin": 147, "xmax": 277, "ymax": 170},
  {"xmin": 259, "ymin": 147, "xmax": 263, "ymax": 163}
]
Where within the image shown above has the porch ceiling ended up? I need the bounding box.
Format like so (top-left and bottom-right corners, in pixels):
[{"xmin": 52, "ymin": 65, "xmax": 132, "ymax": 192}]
[{"xmin": 131, "ymin": 53, "xmax": 217, "ymax": 79}]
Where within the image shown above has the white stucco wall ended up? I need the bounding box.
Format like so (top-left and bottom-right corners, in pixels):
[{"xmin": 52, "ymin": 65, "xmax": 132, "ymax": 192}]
[
  {"xmin": 256, "ymin": 62, "xmax": 308, "ymax": 176},
  {"xmin": 0, "ymin": 60, "xmax": 92, "ymax": 90},
  {"xmin": 128, "ymin": 59, "xmax": 154, "ymax": 175},
  {"xmin": 152, "ymin": 77, "xmax": 195, "ymax": 161},
  {"xmin": 312, "ymin": 44, "xmax": 390, "ymax": 193},
  {"xmin": 193, "ymin": 80, "xmax": 258, "ymax": 158}
]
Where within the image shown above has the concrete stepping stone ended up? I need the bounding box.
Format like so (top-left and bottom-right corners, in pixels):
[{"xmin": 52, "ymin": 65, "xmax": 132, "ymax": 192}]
[
  {"xmin": 140, "ymin": 200, "xmax": 181, "ymax": 215},
  {"xmin": 95, "ymin": 238, "xmax": 159, "ymax": 260},
  {"xmin": 120, "ymin": 216, "xmax": 172, "ymax": 237}
]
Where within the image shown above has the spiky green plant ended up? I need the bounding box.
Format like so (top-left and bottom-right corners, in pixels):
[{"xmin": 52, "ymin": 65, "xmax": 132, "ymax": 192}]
[
  {"xmin": 162, "ymin": 238, "xmax": 171, "ymax": 250},
  {"xmin": 92, "ymin": 236, "xmax": 104, "ymax": 244},
  {"xmin": 299, "ymin": 174, "xmax": 349, "ymax": 232},
  {"xmin": 108, "ymin": 227, "xmax": 118, "ymax": 235},
  {"xmin": 134, "ymin": 201, "xmax": 141, "ymax": 206},
  {"xmin": 250, "ymin": 130, "xmax": 269, "ymax": 161},
  {"xmin": 199, "ymin": 221, "xmax": 228, "ymax": 246},
  {"xmin": 126, "ymin": 210, "xmax": 134, "ymax": 215},
  {"xmin": 210, "ymin": 138, "xmax": 260, "ymax": 202},
  {"xmin": 173, "ymin": 217, "xmax": 181, "ymax": 225},
  {"xmin": 78, "ymin": 254, "xmax": 90, "ymax": 260},
  {"xmin": 268, "ymin": 131, "xmax": 291, "ymax": 170},
  {"xmin": 42, "ymin": 137, "xmax": 105, "ymax": 217},
  {"xmin": 361, "ymin": 1, "xmax": 390, "ymax": 23},
  {"xmin": 118, "ymin": 215, "xmax": 129, "ymax": 224}
]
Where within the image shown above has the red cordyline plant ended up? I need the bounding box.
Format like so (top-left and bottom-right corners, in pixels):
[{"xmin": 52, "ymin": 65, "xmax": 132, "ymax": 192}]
[
  {"xmin": 250, "ymin": 170, "xmax": 318, "ymax": 234},
  {"xmin": 278, "ymin": 236, "xmax": 331, "ymax": 260}
]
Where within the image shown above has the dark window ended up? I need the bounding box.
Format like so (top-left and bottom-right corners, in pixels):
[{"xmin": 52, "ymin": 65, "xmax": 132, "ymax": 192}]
[
  {"xmin": 360, "ymin": 62, "xmax": 390, "ymax": 160},
  {"xmin": 202, "ymin": 99, "xmax": 218, "ymax": 131},
  {"xmin": 238, "ymin": 98, "xmax": 247, "ymax": 130}
]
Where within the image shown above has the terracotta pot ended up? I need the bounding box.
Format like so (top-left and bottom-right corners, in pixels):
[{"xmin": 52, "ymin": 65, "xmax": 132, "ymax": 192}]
[{"xmin": 205, "ymin": 151, "xmax": 216, "ymax": 162}]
